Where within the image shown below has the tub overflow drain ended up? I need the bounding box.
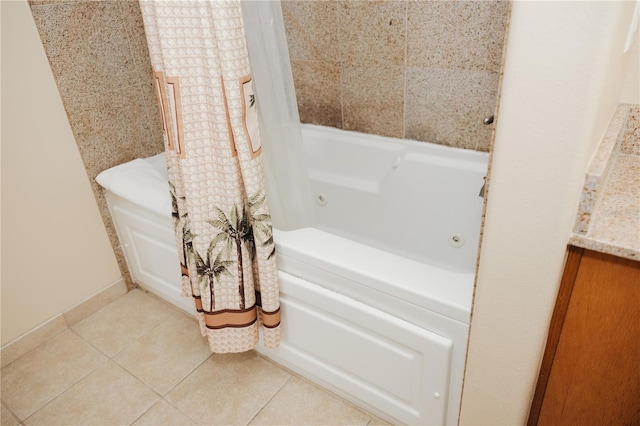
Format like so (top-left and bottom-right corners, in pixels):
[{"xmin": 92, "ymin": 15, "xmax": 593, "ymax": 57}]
[
  {"xmin": 316, "ymin": 193, "xmax": 327, "ymax": 206},
  {"xmin": 449, "ymin": 233, "xmax": 465, "ymax": 248}
]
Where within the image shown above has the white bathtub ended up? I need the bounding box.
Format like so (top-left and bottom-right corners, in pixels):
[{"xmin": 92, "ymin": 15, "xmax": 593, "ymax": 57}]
[{"xmin": 97, "ymin": 124, "xmax": 488, "ymax": 425}]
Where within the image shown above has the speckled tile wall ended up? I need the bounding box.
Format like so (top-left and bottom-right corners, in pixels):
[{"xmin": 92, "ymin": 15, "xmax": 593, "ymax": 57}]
[
  {"xmin": 29, "ymin": 0, "xmax": 165, "ymax": 288},
  {"xmin": 282, "ymin": 0, "xmax": 510, "ymax": 152},
  {"xmin": 621, "ymin": 106, "xmax": 640, "ymax": 155}
]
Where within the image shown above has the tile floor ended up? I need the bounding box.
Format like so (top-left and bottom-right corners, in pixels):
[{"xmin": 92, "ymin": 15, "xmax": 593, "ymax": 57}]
[{"xmin": 1, "ymin": 290, "xmax": 392, "ymax": 426}]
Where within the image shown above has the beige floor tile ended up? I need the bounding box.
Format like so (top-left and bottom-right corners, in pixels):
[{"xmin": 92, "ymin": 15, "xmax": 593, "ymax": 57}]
[
  {"xmin": 0, "ymin": 329, "xmax": 107, "ymax": 420},
  {"xmin": 24, "ymin": 361, "xmax": 159, "ymax": 425},
  {"xmin": 133, "ymin": 399, "xmax": 195, "ymax": 425},
  {"xmin": 249, "ymin": 376, "xmax": 370, "ymax": 426},
  {"xmin": 71, "ymin": 289, "xmax": 175, "ymax": 357},
  {"xmin": 167, "ymin": 351, "xmax": 290, "ymax": 425},
  {"xmin": 115, "ymin": 312, "xmax": 211, "ymax": 395},
  {"xmin": 1, "ymin": 404, "xmax": 19, "ymax": 426}
]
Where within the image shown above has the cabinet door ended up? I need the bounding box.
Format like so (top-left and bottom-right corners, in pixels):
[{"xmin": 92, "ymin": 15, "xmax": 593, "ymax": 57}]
[{"xmin": 536, "ymin": 249, "xmax": 640, "ymax": 425}]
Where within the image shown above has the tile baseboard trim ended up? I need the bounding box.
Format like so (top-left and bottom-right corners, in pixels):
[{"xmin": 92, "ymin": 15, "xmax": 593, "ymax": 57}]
[
  {"xmin": 0, "ymin": 315, "xmax": 67, "ymax": 369},
  {"xmin": 1, "ymin": 278, "xmax": 127, "ymax": 368},
  {"xmin": 63, "ymin": 277, "xmax": 128, "ymax": 327}
]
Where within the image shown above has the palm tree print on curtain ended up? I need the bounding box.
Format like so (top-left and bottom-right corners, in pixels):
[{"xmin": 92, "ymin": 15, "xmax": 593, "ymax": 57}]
[
  {"xmin": 209, "ymin": 204, "xmax": 254, "ymax": 310},
  {"xmin": 249, "ymin": 191, "xmax": 277, "ymax": 261},
  {"xmin": 170, "ymin": 182, "xmax": 196, "ymax": 297},
  {"xmin": 194, "ymin": 245, "xmax": 234, "ymax": 312},
  {"xmin": 208, "ymin": 189, "xmax": 275, "ymax": 310},
  {"xmin": 141, "ymin": 0, "xmax": 281, "ymax": 353}
]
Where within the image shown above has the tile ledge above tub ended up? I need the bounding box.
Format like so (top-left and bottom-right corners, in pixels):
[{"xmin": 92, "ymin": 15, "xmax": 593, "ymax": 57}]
[{"xmin": 569, "ymin": 104, "xmax": 640, "ymax": 262}]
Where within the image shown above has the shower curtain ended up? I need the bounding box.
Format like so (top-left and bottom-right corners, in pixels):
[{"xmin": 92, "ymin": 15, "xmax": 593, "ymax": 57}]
[
  {"xmin": 240, "ymin": 1, "xmax": 315, "ymax": 231},
  {"xmin": 140, "ymin": 0, "xmax": 280, "ymax": 352}
]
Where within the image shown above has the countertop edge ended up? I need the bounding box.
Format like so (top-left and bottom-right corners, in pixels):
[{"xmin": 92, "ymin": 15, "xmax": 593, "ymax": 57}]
[
  {"xmin": 569, "ymin": 104, "xmax": 639, "ymax": 263},
  {"xmin": 569, "ymin": 234, "xmax": 640, "ymax": 263}
]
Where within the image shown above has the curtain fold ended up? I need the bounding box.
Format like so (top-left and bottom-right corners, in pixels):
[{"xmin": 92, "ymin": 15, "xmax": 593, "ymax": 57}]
[{"xmin": 140, "ymin": 0, "xmax": 280, "ymax": 353}]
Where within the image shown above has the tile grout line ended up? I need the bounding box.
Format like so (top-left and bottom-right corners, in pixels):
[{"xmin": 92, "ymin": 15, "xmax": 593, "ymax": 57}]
[
  {"xmin": 285, "ymin": 373, "xmax": 376, "ymax": 424},
  {"xmin": 111, "ymin": 357, "xmax": 165, "ymax": 401},
  {"xmin": 402, "ymin": 0, "xmax": 408, "ymax": 140},
  {"xmin": 251, "ymin": 351, "xmax": 381, "ymax": 424},
  {"xmin": 19, "ymin": 356, "xmax": 108, "ymax": 425},
  {"xmin": 3, "ymin": 329, "xmax": 109, "ymax": 424},
  {"xmin": 244, "ymin": 374, "xmax": 294, "ymax": 426},
  {"xmin": 336, "ymin": 0, "xmax": 345, "ymax": 129},
  {"xmin": 22, "ymin": 360, "xmax": 159, "ymax": 426},
  {"xmin": 109, "ymin": 305, "xmax": 179, "ymax": 359},
  {"xmin": 127, "ymin": 399, "xmax": 160, "ymax": 426},
  {"xmin": 113, "ymin": 329, "xmax": 213, "ymax": 402},
  {"xmin": 77, "ymin": 307, "xmax": 188, "ymax": 399},
  {"xmin": 71, "ymin": 289, "xmax": 178, "ymax": 359},
  {"xmin": 1, "ymin": 401, "xmax": 22, "ymax": 426},
  {"xmin": 152, "ymin": 353, "xmax": 215, "ymax": 424},
  {"xmin": 160, "ymin": 394, "xmax": 200, "ymax": 426}
]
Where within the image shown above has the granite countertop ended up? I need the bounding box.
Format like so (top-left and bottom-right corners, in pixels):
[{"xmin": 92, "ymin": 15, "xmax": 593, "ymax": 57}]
[{"xmin": 569, "ymin": 104, "xmax": 640, "ymax": 262}]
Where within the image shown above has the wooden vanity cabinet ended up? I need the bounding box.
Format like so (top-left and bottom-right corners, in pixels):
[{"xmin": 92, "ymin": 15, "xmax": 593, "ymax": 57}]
[{"xmin": 528, "ymin": 246, "xmax": 640, "ymax": 426}]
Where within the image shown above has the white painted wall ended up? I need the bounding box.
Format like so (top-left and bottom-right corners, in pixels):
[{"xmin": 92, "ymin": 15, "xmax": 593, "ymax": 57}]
[
  {"xmin": 459, "ymin": 2, "xmax": 639, "ymax": 424},
  {"xmin": 621, "ymin": 28, "xmax": 640, "ymax": 104},
  {"xmin": 0, "ymin": 0, "xmax": 122, "ymax": 345}
]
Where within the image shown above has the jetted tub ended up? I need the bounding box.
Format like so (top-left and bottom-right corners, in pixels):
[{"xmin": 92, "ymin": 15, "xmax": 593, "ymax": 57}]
[{"xmin": 96, "ymin": 124, "xmax": 488, "ymax": 425}]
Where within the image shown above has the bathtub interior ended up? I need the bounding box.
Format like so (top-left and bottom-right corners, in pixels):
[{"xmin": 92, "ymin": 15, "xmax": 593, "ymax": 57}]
[
  {"xmin": 303, "ymin": 125, "xmax": 488, "ymax": 274},
  {"xmin": 132, "ymin": 124, "xmax": 488, "ymax": 275}
]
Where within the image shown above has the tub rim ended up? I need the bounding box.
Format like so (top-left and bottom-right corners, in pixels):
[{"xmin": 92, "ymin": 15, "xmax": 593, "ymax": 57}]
[{"xmin": 274, "ymin": 227, "xmax": 474, "ymax": 324}]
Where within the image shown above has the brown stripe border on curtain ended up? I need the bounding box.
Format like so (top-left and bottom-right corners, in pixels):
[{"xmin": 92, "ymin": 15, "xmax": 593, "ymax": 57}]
[
  {"xmin": 204, "ymin": 306, "xmax": 257, "ymax": 330},
  {"xmin": 261, "ymin": 307, "xmax": 281, "ymax": 329},
  {"xmin": 191, "ymin": 296, "xmax": 281, "ymax": 330}
]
